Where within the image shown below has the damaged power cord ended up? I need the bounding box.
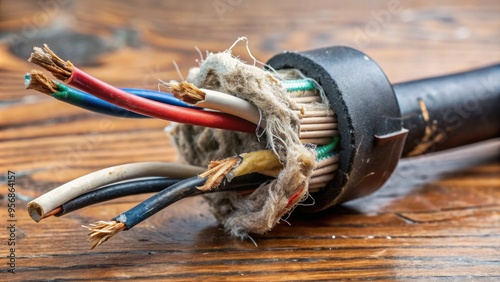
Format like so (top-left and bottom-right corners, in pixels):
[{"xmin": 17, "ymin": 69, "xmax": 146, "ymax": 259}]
[{"xmin": 25, "ymin": 43, "xmax": 499, "ymax": 249}]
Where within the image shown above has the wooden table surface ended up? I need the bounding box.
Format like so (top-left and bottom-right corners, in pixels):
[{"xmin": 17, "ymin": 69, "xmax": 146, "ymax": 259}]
[{"xmin": 1, "ymin": 0, "xmax": 499, "ymax": 280}]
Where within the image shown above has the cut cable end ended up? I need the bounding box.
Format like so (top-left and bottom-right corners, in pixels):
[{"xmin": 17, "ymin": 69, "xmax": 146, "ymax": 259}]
[
  {"xmin": 25, "ymin": 70, "xmax": 58, "ymax": 95},
  {"xmin": 28, "ymin": 44, "xmax": 73, "ymax": 81},
  {"xmin": 198, "ymin": 157, "xmax": 240, "ymax": 191},
  {"xmin": 167, "ymin": 81, "xmax": 206, "ymax": 104},
  {"xmin": 83, "ymin": 221, "xmax": 126, "ymax": 249},
  {"xmin": 27, "ymin": 201, "xmax": 45, "ymax": 223}
]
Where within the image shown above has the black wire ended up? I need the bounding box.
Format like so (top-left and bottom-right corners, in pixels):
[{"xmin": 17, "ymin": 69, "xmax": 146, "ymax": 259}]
[
  {"xmin": 113, "ymin": 176, "xmax": 204, "ymax": 229},
  {"xmin": 113, "ymin": 173, "xmax": 271, "ymax": 230},
  {"xmin": 56, "ymin": 178, "xmax": 183, "ymax": 216}
]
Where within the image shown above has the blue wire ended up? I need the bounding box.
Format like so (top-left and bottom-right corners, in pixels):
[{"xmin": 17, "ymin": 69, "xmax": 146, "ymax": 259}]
[{"xmin": 120, "ymin": 88, "xmax": 197, "ymax": 108}]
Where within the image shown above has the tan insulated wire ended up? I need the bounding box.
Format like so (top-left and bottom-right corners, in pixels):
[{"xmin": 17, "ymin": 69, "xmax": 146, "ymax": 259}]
[{"xmin": 27, "ymin": 162, "xmax": 204, "ymax": 222}]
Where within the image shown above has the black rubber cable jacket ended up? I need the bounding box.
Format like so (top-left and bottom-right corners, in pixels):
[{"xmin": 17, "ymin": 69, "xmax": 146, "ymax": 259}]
[{"xmin": 393, "ymin": 64, "xmax": 500, "ymax": 156}]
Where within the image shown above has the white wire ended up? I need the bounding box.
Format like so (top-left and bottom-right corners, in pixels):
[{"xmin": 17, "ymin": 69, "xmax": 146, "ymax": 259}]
[
  {"xmin": 27, "ymin": 162, "xmax": 204, "ymax": 222},
  {"xmin": 198, "ymin": 88, "xmax": 264, "ymax": 126}
]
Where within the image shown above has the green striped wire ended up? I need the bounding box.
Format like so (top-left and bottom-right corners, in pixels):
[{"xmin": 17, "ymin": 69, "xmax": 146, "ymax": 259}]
[
  {"xmin": 316, "ymin": 136, "xmax": 340, "ymax": 160},
  {"xmin": 281, "ymin": 79, "xmax": 316, "ymax": 92}
]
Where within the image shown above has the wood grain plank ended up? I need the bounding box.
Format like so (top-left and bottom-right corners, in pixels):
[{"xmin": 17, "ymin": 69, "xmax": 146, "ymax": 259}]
[{"xmin": 0, "ymin": 0, "xmax": 499, "ymax": 280}]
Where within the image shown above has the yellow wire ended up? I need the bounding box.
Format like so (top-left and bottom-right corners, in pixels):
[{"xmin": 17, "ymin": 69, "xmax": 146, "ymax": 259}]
[{"xmin": 230, "ymin": 150, "xmax": 282, "ymax": 178}]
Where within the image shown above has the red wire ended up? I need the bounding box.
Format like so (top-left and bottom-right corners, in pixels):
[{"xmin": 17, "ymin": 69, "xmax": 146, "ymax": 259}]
[
  {"xmin": 275, "ymin": 183, "xmax": 306, "ymax": 220},
  {"xmin": 67, "ymin": 68, "xmax": 257, "ymax": 133}
]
